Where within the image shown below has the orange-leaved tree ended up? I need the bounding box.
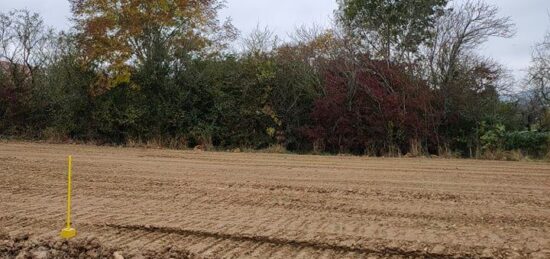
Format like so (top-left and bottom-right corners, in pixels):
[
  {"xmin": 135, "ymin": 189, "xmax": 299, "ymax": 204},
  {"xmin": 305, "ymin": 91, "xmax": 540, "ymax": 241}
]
[{"xmin": 69, "ymin": 0, "xmax": 235, "ymax": 92}]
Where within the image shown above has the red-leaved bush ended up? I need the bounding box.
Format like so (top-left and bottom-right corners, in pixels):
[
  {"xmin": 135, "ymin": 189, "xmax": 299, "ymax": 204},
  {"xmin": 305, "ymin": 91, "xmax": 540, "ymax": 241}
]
[{"xmin": 304, "ymin": 56, "xmax": 441, "ymax": 155}]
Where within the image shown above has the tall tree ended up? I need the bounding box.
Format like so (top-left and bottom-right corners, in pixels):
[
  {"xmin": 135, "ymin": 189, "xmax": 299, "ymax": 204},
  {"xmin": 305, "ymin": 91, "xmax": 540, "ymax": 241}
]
[
  {"xmin": 422, "ymin": 0, "xmax": 515, "ymax": 155},
  {"xmin": 69, "ymin": 0, "xmax": 236, "ymax": 90},
  {"xmin": 337, "ymin": 0, "xmax": 448, "ymax": 61},
  {"xmin": 0, "ymin": 10, "xmax": 54, "ymax": 135},
  {"xmin": 528, "ymin": 30, "xmax": 550, "ymax": 105}
]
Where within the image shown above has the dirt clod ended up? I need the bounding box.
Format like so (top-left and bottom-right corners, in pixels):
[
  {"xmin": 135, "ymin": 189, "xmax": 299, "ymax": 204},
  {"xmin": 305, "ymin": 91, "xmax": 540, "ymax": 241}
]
[
  {"xmin": 431, "ymin": 244, "xmax": 446, "ymax": 254},
  {"xmin": 113, "ymin": 251, "xmax": 124, "ymax": 259}
]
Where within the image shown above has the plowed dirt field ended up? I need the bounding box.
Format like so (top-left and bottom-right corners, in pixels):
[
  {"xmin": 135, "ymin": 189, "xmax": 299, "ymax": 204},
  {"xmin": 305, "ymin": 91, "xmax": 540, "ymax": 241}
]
[{"xmin": 1, "ymin": 142, "xmax": 549, "ymax": 258}]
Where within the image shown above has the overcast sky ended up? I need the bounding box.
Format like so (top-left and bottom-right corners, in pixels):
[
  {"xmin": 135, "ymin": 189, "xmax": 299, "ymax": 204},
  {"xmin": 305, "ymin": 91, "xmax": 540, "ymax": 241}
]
[{"xmin": 1, "ymin": 0, "xmax": 549, "ymax": 80}]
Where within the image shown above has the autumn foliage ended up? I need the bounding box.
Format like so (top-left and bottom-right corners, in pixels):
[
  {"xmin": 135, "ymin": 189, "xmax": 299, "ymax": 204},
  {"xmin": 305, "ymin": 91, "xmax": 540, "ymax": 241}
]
[
  {"xmin": 69, "ymin": 0, "xmax": 234, "ymax": 89},
  {"xmin": 304, "ymin": 57, "xmax": 440, "ymax": 155}
]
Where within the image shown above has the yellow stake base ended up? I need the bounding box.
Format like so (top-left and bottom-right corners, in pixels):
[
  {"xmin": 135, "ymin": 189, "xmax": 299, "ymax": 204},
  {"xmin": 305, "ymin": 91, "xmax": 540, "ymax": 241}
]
[{"xmin": 60, "ymin": 227, "xmax": 76, "ymax": 239}]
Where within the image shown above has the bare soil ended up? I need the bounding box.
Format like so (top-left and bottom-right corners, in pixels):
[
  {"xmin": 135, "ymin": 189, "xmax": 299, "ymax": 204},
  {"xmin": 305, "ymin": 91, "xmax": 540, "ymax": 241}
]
[{"xmin": 1, "ymin": 142, "xmax": 549, "ymax": 258}]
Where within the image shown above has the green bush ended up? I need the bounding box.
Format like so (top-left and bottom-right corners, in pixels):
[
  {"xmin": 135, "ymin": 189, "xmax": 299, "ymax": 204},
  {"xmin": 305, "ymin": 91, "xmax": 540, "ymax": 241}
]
[
  {"xmin": 503, "ymin": 131, "xmax": 550, "ymax": 157},
  {"xmin": 480, "ymin": 123, "xmax": 506, "ymax": 152}
]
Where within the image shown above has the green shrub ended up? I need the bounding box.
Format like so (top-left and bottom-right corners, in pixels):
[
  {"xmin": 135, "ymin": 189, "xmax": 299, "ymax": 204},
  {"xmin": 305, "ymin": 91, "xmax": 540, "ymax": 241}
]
[
  {"xmin": 480, "ymin": 123, "xmax": 506, "ymax": 152},
  {"xmin": 503, "ymin": 131, "xmax": 550, "ymax": 157}
]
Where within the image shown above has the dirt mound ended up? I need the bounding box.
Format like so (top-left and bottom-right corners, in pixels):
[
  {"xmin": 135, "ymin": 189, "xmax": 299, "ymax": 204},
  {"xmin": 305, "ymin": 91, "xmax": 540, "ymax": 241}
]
[
  {"xmin": 0, "ymin": 232, "xmax": 194, "ymax": 259},
  {"xmin": 0, "ymin": 232, "xmax": 114, "ymax": 259}
]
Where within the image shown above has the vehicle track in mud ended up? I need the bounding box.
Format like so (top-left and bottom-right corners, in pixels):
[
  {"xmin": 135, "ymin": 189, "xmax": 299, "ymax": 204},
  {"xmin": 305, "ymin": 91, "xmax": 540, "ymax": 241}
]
[{"xmin": 0, "ymin": 142, "xmax": 549, "ymax": 258}]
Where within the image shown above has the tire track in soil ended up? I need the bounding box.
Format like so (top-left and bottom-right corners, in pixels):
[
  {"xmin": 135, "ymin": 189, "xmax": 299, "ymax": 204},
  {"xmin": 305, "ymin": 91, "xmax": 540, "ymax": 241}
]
[{"xmin": 103, "ymin": 223, "xmax": 469, "ymax": 258}]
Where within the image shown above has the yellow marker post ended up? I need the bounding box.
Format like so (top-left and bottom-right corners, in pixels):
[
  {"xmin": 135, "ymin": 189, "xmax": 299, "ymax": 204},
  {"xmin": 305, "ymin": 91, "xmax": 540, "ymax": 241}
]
[{"xmin": 60, "ymin": 155, "xmax": 76, "ymax": 239}]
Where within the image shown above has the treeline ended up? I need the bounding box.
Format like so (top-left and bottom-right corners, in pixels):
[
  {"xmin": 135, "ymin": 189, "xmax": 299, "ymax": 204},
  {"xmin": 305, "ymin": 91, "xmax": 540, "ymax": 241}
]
[{"xmin": 1, "ymin": 0, "xmax": 550, "ymax": 159}]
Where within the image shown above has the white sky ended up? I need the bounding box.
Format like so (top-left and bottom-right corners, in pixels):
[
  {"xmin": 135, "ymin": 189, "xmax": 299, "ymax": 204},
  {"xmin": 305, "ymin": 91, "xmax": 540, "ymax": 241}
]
[{"xmin": 1, "ymin": 0, "xmax": 549, "ymax": 80}]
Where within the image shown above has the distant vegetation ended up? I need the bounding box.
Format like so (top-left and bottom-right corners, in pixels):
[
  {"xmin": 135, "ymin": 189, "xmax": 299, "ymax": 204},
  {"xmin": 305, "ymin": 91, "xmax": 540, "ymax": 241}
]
[{"xmin": 1, "ymin": 0, "xmax": 549, "ymax": 160}]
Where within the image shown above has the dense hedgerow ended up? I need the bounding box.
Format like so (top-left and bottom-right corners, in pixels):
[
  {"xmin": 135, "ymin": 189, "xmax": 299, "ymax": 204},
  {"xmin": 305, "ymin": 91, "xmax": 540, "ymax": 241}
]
[{"xmin": 1, "ymin": 1, "xmax": 549, "ymax": 159}]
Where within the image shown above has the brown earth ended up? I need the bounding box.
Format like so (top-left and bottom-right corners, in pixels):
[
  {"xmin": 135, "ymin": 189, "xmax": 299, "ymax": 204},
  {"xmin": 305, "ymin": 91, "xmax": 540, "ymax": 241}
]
[{"xmin": 0, "ymin": 141, "xmax": 549, "ymax": 258}]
